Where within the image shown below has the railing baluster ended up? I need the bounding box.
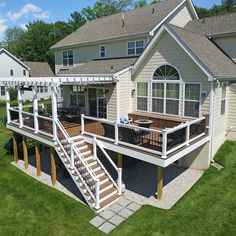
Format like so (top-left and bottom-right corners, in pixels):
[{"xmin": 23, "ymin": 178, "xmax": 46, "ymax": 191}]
[
  {"xmin": 117, "ymin": 168, "xmax": 122, "ymax": 195},
  {"xmin": 93, "ymin": 136, "xmax": 97, "ymax": 159},
  {"xmin": 115, "ymin": 122, "xmax": 119, "ymax": 145},
  {"xmin": 95, "ymin": 179, "xmax": 100, "ymax": 209},
  {"xmin": 162, "ymin": 130, "xmax": 167, "ymax": 158},
  {"xmin": 186, "ymin": 123, "xmax": 190, "ymax": 146},
  {"xmin": 81, "ymin": 114, "xmax": 85, "ymax": 135}
]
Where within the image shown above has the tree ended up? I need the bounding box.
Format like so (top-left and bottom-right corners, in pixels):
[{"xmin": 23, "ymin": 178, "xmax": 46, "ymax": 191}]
[
  {"xmin": 134, "ymin": 0, "xmax": 148, "ymax": 8},
  {"xmin": 222, "ymin": 0, "xmax": 236, "ymax": 10}
]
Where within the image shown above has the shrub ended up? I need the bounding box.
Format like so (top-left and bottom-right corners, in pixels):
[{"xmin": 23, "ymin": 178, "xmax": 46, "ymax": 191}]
[
  {"xmin": 9, "ymin": 88, "xmax": 17, "ymax": 101},
  {"xmin": 10, "ymin": 100, "xmax": 18, "ymax": 107},
  {"xmin": 0, "ymin": 100, "xmax": 6, "ymax": 106}
]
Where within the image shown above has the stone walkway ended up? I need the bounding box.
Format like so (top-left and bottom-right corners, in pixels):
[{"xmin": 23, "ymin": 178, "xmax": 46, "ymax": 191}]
[{"xmin": 90, "ymin": 198, "xmax": 141, "ymax": 234}]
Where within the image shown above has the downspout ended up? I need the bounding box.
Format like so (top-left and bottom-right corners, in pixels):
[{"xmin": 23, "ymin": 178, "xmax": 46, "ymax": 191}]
[
  {"xmin": 208, "ymin": 80, "xmax": 215, "ymax": 162},
  {"xmin": 116, "ymin": 78, "xmax": 120, "ymax": 123}
]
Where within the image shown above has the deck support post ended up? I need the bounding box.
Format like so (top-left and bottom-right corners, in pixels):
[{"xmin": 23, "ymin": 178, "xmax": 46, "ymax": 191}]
[
  {"xmin": 50, "ymin": 148, "xmax": 57, "ymax": 185},
  {"xmin": 32, "ymin": 87, "xmax": 39, "ymax": 133},
  {"xmin": 18, "ymin": 87, "xmax": 23, "ymax": 128},
  {"xmin": 13, "ymin": 133, "xmax": 18, "ymax": 163},
  {"xmin": 51, "ymin": 87, "xmax": 58, "ymax": 140},
  {"xmin": 157, "ymin": 166, "xmax": 163, "ymax": 200},
  {"xmin": 22, "ymin": 136, "xmax": 28, "ymax": 169},
  {"xmin": 117, "ymin": 153, "xmax": 123, "ymax": 168},
  {"xmin": 6, "ymin": 86, "xmax": 11, "ymax": 124},
  {"xmin": 35, "ymin": 142, "xmax": 41, "ymax": 176}
]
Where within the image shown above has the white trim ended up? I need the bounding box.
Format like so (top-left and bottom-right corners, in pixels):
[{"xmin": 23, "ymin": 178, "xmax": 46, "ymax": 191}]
[
  {"xmin": 62, "ymin": 50, "xmax": 74, "ymax": 67},
  {"xmin": 0, "ymin": 48, "xmax": 29, "ymax": 70},
  {"xmin": 187, "ymin": 0, "xmax": 199, "ymax": 19},
  {"xmin": 149, "ymin": 0, "xmax": 186, "ymax": 36}
]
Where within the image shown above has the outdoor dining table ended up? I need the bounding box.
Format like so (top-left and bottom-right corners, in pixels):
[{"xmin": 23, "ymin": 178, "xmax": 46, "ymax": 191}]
[{"xmin": 134, "ymin": 119, "xmax": 154, "ymax": 128}]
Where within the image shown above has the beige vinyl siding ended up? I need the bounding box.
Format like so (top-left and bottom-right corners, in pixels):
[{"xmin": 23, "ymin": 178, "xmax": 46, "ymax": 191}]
[
  {"xmin": 55, "ymin": 37, "xmax": 148, "ymax": 74},
  {"xmin": 119, "ymin": 70, "xmax": 132, "ymax": 117},
  {"xmin": 168, "ymin": 3, "xmax": 193, "ymax": 28},
  {"xmin": 226, "ymin": 84, "xmax": 236, "ymax": 140},
  {"xmin": 107, "ymin": 84, "xmax": 117, "ymax": 121},
  {"xmin": 211, "ymin": 83, "xmax": 228, "ymax": 156},
  {"xmin": 132, "ymin": 32, "xmax": 210, "ymax": 118},
  {"xmin": 214, "ymin": 36, "xmax": 236, "ymax": 63}
]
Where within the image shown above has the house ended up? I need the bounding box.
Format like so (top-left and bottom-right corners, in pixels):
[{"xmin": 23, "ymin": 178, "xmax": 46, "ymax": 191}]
[
  {"xmin": 0, "ymin": 0, "xmax": 236, "ymax": 211},
  {"xmin": 0, "ymin": 48, "xmax": 53, "ymax": 101}
]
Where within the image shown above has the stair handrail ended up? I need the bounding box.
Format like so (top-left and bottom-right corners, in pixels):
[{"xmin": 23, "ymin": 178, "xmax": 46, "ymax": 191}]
[
  {"xmin": 55, "ymin": 119, "xmax": 72, "ymax": 144},
  {"xmin": 94, "ymin": 137, "xmax": 122, "ymax": 195}
]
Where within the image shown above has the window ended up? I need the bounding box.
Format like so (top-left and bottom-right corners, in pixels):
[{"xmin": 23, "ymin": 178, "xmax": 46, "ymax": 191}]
[
  {"xmin": 128, "ymin": 40, "xmax": 144, "ymax": 55},
  {"xmin": 23, "ymin": 70, "xmax": 26, "ymax": 76},
  {"xmin": 152, "ymin": 65, "xmax": 180, "ymax": 115},
  {"xmin": 10, "ymin": 69, "xmax": 13, "ymax": 76},
  {"xmin": 184, "ymin": 84, "xmax": 200, "ymax": 118},
  {"xmin": 70, "ymin": 85, "xmax": 85, "ymax": 107},
  {"xmin": 137, "ymin": 82, "xmax": 148, "ymax": 111},
  {"xmin": 1, "ymin": 86, "xmax": 5, "ymax": 96},
  {"xmin": 100, "ymin": 45, "xmax": 106, "ymax": 58},
  {"xmin": 221, "ymin": 83, "xmax": 227, "ymax": 115},
  {"xmin": 63, "ymin": 50, "xmax": 73, "ymax": 66}
]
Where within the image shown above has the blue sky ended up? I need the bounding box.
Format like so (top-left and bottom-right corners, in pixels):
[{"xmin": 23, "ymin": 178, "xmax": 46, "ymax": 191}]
[{"xmin": 0, "ymin": 0, "xmax": 222, "ymax": 39}]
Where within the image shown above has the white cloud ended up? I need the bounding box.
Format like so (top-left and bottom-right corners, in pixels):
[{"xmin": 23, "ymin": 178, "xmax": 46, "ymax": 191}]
[
  {"xmin": 6, "ymin": 3, "xmax": 49, "ymax": 21},
  {"xmin": 20, "ymin": 23, "xmax": 27, "ymax": 31},
  {"xmin": 0, "ymin": 17, "xmax": 8, "ymax": 39},
  {"xmin": 0, "ymin": 1, "xmax": 5, "ymax": 8}
]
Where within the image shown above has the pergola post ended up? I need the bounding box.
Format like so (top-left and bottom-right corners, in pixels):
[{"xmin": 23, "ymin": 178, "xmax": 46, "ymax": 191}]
[
  {"xmin": 50, "ymin": 148, "xmax": 57, "ymax": 185},
  {"xmin": 17, "ymin": 87, "xmax": 23, "ymax": 128},
  {"xmin": 32, "ymin": 87, "xmax": 39, "ymax": 133},
  {"xmin": 13, "ymin": 133, "xmax": 18, "ymax": 163},
  {"xmin": 51, "ymin": 87, "xmax": 58, "ymax": 140},
  {"xmin": 117, "ymin": 153, "xmax": 123, "ymax": 168},
  {"xmin": 157, "ymin": 166, "xmax": 164, "ymax": 200},
  {"xmin": 22, "ymin": 136, "xmax": 28, "ymax": 169},
  {"xmin": 6, "ymin": 86, "xmax": 11, "ymax": 124},
  {"xmin": 35, "ymin": 142, "xmax": 41, "ymax": 176}
]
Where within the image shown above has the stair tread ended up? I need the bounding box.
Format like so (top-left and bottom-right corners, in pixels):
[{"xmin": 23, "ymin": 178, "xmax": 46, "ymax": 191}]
[
  {"xmin": 100, "ymin": 186, "xmax": 117, "ymax": 199},
  {"xmin": 100, "ymin": 180, "xmax": 113, "ymax": 190},
  {"xmin": 99, "ymin": 194, "xmax": 120, "ymax": 209}
]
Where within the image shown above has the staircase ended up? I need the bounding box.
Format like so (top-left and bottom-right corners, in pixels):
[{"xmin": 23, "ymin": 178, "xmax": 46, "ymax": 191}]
[{"xmin": 54, "ymin": 120, "xmax": 122, "ymax": 211}]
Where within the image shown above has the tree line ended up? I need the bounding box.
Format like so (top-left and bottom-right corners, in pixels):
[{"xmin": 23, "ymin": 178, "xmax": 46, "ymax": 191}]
[{"xmin": 1, "ymin": 0, "xmax": 235, "ymax": 71}]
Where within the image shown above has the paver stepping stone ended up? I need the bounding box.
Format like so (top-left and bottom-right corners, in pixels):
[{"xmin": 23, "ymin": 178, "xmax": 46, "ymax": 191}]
[
  {"xmin": 127, "ymin": 202, "xmax": 141, "ymax": 212},
  {"xmin": 109, "ymin": 214, "xmax": 125, "ymax": 226},
  {"xmin": 99, "ymin": 209, "xmax": 116, "ymax": 220},
  {"xmin": 89, "ymin": 216, "xmax": 106, "ymax": 227},
  {"xmin": 109, "ymin": 203, "xmax": 124, "ymax": 213},
  {"xmin": 118, "ymin": 208, "xmax": 133, "ymax": 218},
  {"xmin": 98, "ymin": 222, "xmax": 116, "ymax": 234},
  {"xmin": 117, "ymin": 198, "xmax": 131, "ymax": 207}
]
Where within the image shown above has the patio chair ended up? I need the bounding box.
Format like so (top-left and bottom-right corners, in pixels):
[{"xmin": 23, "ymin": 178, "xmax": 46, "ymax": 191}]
[{"xmin": 65, "ymin": 105, "xmax": 80, "ymax": 122}]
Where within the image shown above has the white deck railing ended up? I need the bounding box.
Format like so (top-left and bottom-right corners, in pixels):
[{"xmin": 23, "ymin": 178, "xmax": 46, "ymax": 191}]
[{"xmin": 81, "ymin": 114, "xmax": 207, "ymax": 159}]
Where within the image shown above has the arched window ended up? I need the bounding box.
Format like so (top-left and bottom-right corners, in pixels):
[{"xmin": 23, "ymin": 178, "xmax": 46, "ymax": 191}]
[{"xmin": 152, "ymin": 65, "xmax": 180, "ymax": 115}]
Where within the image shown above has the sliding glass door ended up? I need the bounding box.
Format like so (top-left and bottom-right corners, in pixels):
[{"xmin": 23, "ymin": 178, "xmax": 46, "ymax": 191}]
[{"xmin": 88, "ymin": 88, "xmax": 108, "ymax": 118}]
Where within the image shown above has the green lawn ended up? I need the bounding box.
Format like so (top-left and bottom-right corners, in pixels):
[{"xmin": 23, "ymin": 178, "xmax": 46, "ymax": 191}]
[{"xmin": 0, "ymin": 105, "xmax": 236, "ymax": 236}]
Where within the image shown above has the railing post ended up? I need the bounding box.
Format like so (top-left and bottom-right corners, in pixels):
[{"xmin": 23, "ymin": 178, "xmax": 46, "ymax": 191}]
[
  {"xmin": 93, "ymin": 136, "xmax": 97, "ymax": 159},
  {"xmin": 18, "ymin": 87, "xmax": 23, "ymax": 128},
  {"xmin": 32, "ymin": 87, "xmax": 39, "ymax": 133},
  {"xmin": 95, "ymin": 179, "xmax": 100, "ymax": 209},
  {"xmin": 51, "ymin": 86, "xmax": 58, "ymax": 140},
  {"xmin": 70, "ymin": 144, "xmax": 75, "ymax": 169},
  {"xmin": 117, "ymin": 168, "xmax": 122, "ymax": 195},
  {"xmin": 6, "ymin": 86, "xmax": 11, "ymax": 124},
  {"xmin": 186, "ymin": 123, "xmax": 190, "ymax": 146},
  {"xmin": 162, "ymin": 130, "xmax": 168, "ymax": 158},
  {"xmin": 81, "ymin": 114, "xmax": 85, "ymax": 135},
  {"xmin": 114, "ymin": 122, "xmax": 119, "ymax": 145}
]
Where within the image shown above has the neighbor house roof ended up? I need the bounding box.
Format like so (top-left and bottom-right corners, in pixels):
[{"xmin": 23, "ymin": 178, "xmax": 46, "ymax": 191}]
[
  {"xmin": 51, "ymin": 0, "xmax": 187, "ymax": 49},
  {"xmin": 184, "ymin": 12, "xmax": 236, "ymax": 36},
  {"xmin": 58, "ymin": 57, "xmax": 137, "ymax": 76},
  {"xmin": 23, "ymin": 62, "xmax": 54, "ymax": 77},
  {"xmin": 168, "ymin": 24, "xmax": 236, "ymax": 78}
]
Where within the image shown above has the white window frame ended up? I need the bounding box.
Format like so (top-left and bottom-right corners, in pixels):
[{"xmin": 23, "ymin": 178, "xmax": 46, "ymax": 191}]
[
  {"xmin": 62, "ymin": 50, "xmax": 74, "ymax": 66},
  {"xmin": 127, "ymin": 40, "xmax": 144, "ymax": 56},
  {"xmin": 99, "ymin": 45, "xmax": 106, "ymax": 58},
  {"xmin": 183, "ymin": 82, "xmax": 202, "ymax": 118},
  {"xmin": 220, "ymin": 82, "xmax": 228, "ymax": 116},
  {"xmin": 136, "ymin": 82, "xmax": 149, "ymax": 112}
]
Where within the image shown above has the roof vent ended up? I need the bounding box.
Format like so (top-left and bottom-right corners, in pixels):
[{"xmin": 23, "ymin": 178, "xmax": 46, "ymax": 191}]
[
  {"xmin": 202, "ymin": 17, "xmax": 206, "ymax": 23},
  {"xmin": 111, "ymin": 66, "xmax": 114, "ymax": 72},
  {"xmin": 152, "ymin": 8, "xmax": 155, "ymax": 14},
  {"xmin": 122, "ymin": 13, "xmax": 125, "ymax": 27}
]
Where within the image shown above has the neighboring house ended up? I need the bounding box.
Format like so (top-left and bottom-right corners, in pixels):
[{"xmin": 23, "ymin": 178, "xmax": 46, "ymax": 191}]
[
  {"xmin": 0, "ymin": 48, "xmax": 53, "ymax": 101},
  {"xmin": 1, "ymin": 0, "xmax": 236, "ymax": 211}
]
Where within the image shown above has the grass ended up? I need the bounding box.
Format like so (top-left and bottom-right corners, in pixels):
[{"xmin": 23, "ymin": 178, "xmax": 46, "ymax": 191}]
[{"xmin": 0, "ymin": 106, "xmax": 236, "ymax": 235}]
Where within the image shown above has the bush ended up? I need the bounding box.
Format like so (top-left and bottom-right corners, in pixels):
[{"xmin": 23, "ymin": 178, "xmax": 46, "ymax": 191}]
[
  {"xmin": 10, "ymin": 100, "xmax": 18, "ymax": 107},
  {"xmin": 0, "ymin": 100, "xmax": 6, "ymax": 106},
  {"xmin": 9, "ymin": 88, "xmax": 17, "ymax": 101}
]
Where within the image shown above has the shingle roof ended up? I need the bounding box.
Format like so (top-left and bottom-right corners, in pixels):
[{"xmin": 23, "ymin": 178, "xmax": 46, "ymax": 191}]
[
  {"xmin": 58, "ymin": 57, "xmax": 137, "ymax": 75},
  {"xmin": 168, "ymin": 24, "xmax": 236, "ymax": 78},
  {"xmin": 184, "ymin": 12, "xmax": 236, "ymax": 36},
  {"xmin": 24, "ymin": 62, "xmax": 54, "ymax": 77},
  {"xmin": 51, "ymin": 0, "xmax": 184, "ymax": 49}
]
